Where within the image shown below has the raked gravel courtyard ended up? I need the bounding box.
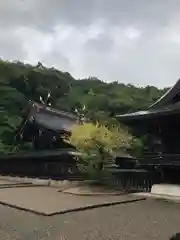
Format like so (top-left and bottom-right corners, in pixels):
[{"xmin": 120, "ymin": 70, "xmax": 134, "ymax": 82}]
[
  {"xmin": 0, "ymin": 177, "xmax": 179, "ymax": 239},
  {"xmin": 0, "ymin": 198, "xmax": 179, "ymax": 240}
]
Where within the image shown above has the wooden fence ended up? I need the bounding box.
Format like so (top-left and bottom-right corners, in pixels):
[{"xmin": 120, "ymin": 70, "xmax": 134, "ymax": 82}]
[
  {"xmin": 105, "ymin": 168, "xmax": 159, "ymax": 192},
  {"xmin": 0, "ymin": 150, "xmax": 171, "ymax": 191},
  {"xmin": 0, "ymin": 150, "xmax": 82, "ymax": 180}
]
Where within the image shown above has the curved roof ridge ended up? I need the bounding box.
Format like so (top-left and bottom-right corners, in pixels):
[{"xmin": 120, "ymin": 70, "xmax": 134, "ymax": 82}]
[
  {"xmin": 149, "ymin": 79, "xmax": 180, "ymax": 109},
  {"xmin": 30, "ymin": 101, "xmax": 78, "ymax": 120}
]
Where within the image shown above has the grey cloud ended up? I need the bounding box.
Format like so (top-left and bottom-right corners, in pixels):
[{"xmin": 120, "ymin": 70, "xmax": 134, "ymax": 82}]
[
  {"xmin": 0, "ymin": 28, "xmax": 26, "ymax": 60},
  {"xmin": 1, "ymin": 0, "xmax": 179, "ymax": 30},
  {"xmin": 40, "ymin": 49, "xmax": 72, "ymax": 72},
  {"xmin": 78, "ymin": 32, "xmax": 180, "ymax": 87},
  {"xmin": 84, "ymin": 33, "xmax": 113, "ymax": 53},
  {"xmin": 1, "ymin": 0, "xmax": 180, "ymax": 87},
  {"xmin": 0, "ymin": 0, "xmax": 96, "ymax": 30}
]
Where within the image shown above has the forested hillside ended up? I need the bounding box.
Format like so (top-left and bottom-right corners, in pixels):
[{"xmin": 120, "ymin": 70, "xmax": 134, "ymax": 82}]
[{"xmin": 0, "ymin": 60, "xmax": 167, "ymax": 153}]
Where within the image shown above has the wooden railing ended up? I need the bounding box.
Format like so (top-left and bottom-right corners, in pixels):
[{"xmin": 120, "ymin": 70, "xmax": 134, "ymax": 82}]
[
  {"xmin": 105, "ymin": 168, "xmax": 159, "ymax": 192},
  {"xmin": 139, "ymin": 153, "xmax": 180, "ymax": 166},
  {"xmin": 0, "ymin": 151, "xmax": 178, "ymax": 189}
]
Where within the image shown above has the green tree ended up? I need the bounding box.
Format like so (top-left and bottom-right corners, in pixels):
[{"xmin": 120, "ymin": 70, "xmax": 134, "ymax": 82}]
[
  {"xmin": 0, "ymin": 59, "xmax": 166, "ymax": 153},
  {"xmin": 69, "ymin": 122, "xmax": 132, "ymax": 181}
]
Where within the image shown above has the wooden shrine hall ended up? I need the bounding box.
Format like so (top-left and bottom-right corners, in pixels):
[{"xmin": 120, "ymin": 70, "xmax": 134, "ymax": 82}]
[
  {"xmin": 16, "ymin": 101, "xmax": 83, "ymax": 150},
  {"xmin": 0, "ymin": 101, "xmax": 84, "ymax": 178},
  {"xmin": 116, "ymin": 79, "xmax": 180, "ymax": 154},
  {"xmin": 116, "ymin": 79, "xmax": 180, "ymax": 183}
]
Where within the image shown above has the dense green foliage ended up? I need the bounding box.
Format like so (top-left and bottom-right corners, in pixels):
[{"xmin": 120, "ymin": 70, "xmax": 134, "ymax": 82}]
[
  {"xmin": 0, "ymin": 60, "xmax": 167, "ymax": 153},
  {"xmin": 70, "ymin": 122, "xmax": 132, "ymax": 180}
]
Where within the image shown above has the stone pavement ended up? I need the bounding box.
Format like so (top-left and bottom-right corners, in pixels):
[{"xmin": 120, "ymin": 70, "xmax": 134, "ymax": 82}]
[
  {"xmin": 0, "ymin": 186, "xmax": 144, "ymax": 215},
  {"xmin": 0, "ymin": 198, "xmax": 180, "ymax": 239}
]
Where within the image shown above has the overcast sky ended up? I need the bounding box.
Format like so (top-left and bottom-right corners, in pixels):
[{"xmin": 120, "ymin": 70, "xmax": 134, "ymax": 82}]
[{"xmin": 1, "ymin": 0, "xmax": 180, "ymax": 87}]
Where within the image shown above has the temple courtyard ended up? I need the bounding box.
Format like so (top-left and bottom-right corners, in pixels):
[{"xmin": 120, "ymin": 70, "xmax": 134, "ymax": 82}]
[{"xmin": 0, "ymin": 179, "xmax": 179, "ymax": 239}]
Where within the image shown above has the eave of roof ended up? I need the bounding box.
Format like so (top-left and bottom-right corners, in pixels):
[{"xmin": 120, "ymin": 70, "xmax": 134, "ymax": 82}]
[
  {"xmin": 0, "ymin": 148, "xmax": 78, "ymax": 160},
  {"xmin": 116, "ymin": 104, "xmax": 180, "ymax": 121},
  {"xmin": 0, "ymin": 149, "xmax": 134, "ymax": 160}
]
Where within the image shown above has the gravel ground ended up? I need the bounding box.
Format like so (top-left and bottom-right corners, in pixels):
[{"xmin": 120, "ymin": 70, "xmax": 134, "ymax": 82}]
[
  {"xmin": 0, "ymin": 199, "xmax": 179, "ymax": 240},
  {"xmin": 0, "ymin": 187, "xmax": 144, "ymax": 215}
]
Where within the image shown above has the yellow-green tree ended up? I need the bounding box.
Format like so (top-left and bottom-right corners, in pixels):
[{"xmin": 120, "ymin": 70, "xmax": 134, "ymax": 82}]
[{"xmin": 69, "ymin": 122, "xmax": 132, "ymax": 181}]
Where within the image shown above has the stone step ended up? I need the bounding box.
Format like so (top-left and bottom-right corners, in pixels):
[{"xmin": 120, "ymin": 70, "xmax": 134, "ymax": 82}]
[
  {"xmin": 133, "ymin": 184, "xmax": 180, "ymax": 203},
  {"xmin": 151, "ymin": 184, "xmax": 180, "ymax": 197}
]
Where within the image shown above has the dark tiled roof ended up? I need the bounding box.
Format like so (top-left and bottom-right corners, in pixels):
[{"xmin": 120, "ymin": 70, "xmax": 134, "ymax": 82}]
[
  {"xmin": 27, "ymin": 102, "xmax": 81, "ymax": 132},
  {"xmin": 149, "ymin": 79, "xmax": 180, "ymax": 109},
  {"xmin": 116, "ymin": 106, "xmax": 180, "ymax": 121},
  {"xmin": 31, "ymin": 102, "xmax": 78, "ymax": 120}
]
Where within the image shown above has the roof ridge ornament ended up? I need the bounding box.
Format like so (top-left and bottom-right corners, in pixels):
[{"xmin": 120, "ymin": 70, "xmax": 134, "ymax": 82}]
[{"xmin": 39, "ymin": 92, "xmax": 51, "ymax": 108}]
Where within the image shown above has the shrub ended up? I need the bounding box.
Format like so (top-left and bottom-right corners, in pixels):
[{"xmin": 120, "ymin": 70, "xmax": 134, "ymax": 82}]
[{"xmin": 69, "ymin": 122, "xmax": 132, "ymax": 182}]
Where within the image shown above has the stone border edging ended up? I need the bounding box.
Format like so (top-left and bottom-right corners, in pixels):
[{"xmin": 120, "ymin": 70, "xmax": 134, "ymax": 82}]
[
  {"xmin": 0, "ymin": 176, "xmax": 82, "ymax": 189},
  {"xmin": 0, "ymin": 184, "xmax": 49, "ymax": 189},
  {"xmin": 0, "ymin": 182, "xmax": 32, "ymax": 186},
  {"xmin": 133, "ymin": 192, "xmax": 180, "ymax": 203},
  {"xmin": 59, "ymin": 189, "xmax": 127, "ymax": 196},
  {"xmin": 0, "ymin": 197, "xmax": 146, "ymax": 217}
]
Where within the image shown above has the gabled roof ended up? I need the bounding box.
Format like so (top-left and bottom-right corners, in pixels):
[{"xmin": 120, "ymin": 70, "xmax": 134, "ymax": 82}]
[
  {"xmin": 116, "ymin": 79, "xmax": 180, "ymax": 121},
  {"xmin": 30, "ymin": 102, "xmax": 78, "ymax": 120},
  {"xmin": 29, "ymin": 102, "xmax": 81, "ymax": 132},
  {"xmin": 17, "ymin": 102, "xmax": 83, "ymax": 137},
  {"xmin": 148, "ymin": 79, "xmax": 180, "ymax": 109}
]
